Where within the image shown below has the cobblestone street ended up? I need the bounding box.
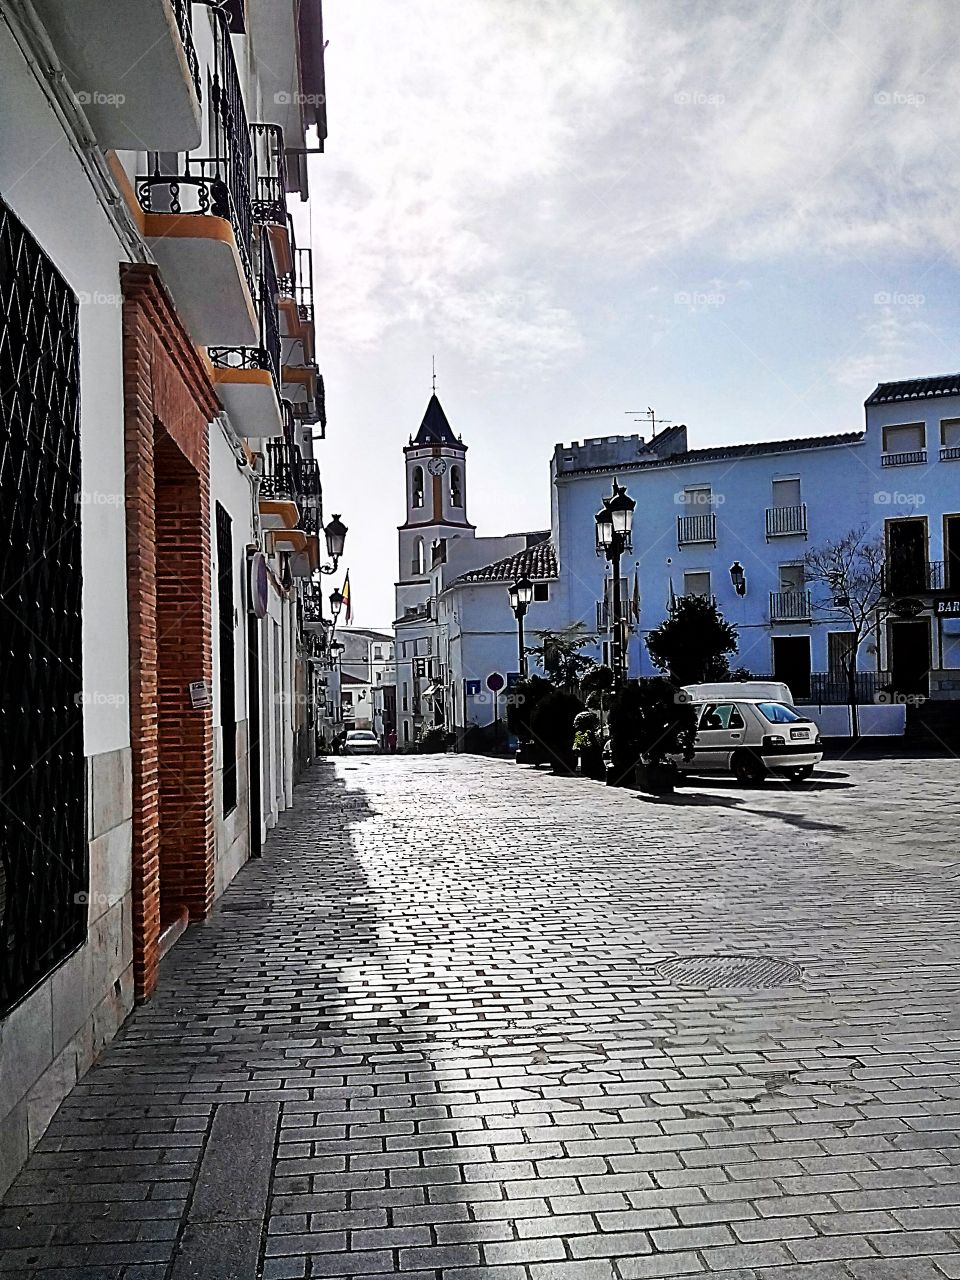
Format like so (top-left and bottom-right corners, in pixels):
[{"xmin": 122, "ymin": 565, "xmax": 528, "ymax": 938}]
[{"xmin": 4, "ymin": 755, "xmax": 960, "ymax": 1279}]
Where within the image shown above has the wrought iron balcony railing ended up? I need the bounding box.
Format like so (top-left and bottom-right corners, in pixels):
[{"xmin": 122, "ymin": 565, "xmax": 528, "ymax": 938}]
[
  {"xmin": 769, "ymin": 589, "xmax": 811, "ymax": 621},
  {"xmin": 881, "ymin": 449, "xmax": 926, "ymax": 467},
  {"xmin": 279, "ymin": 245, "xmax": 314, "ymax": 327},
  {"xmin": 297, "ymin": 457, "xmax": 322, "ymax": 534},
  {"xmin": 171, "ymin": 0, "xmax": 202, "ymax": 101},
  {"xmin": 209, "ymin": 232, "xmax": 281, "ymax": 385},
  {"xmin": 251, "ymin": 123, "xmax": 288, "ymax": 226},
  {"xmin": 137, "ymin": 5, "xmax": 254, "ymax": 296},
  {"xmin": 765, "ymin": 503, "xmax": 807, "ymax": 538},
  {"xmin": 881, "ymin": 559, "xmax": 944, "ymax": 595},
  {"xmin": 260, "ymin": 437, "xmax": 300, "ymax": 503},
  {"xmin": 677, "ymin": 512, "xmax": 717, "ymax": 545},
  {"xmin": 302, "ymin": 580, "xmax": 326, "ymax": 625}
]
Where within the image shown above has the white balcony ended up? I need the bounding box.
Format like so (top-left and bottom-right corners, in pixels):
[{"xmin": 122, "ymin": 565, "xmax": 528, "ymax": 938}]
[{"xmin": 34, "ymin": 0, "xmax": 202, "ymax": 151}]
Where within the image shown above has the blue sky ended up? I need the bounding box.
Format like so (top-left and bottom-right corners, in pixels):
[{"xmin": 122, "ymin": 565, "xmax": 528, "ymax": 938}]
[{"xmin": 300, "ymin": 0, "xmax": 960, "ymax": 625}]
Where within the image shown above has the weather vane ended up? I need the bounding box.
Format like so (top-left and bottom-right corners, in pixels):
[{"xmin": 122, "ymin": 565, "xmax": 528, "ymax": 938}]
[{"xmin": 432, "ymin": 355, "xmax": 437, "ymax": 394}]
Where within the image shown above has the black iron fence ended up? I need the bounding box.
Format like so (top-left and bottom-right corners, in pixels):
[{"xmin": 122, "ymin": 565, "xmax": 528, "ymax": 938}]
[
  {"xmin": 677, "ymin": 512, "xmax": 717, "ymax": 545},
  {"xmin": 881, "ymin": 559, "xmax": 944, "ymax": 595},
  {"xmin": 171, "ymin": 0, "xmax": 202, "ymax": 101},
  {"xmin": 765, "ymin": 503, "xmax": 807, "ymax": 538}
]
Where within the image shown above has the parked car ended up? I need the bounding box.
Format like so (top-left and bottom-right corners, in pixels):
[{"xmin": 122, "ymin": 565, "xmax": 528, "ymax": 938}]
[
  {"xmin": 343, "ymin": 729, "xmax": 381, "ymax": 756},
  {"xmin": 677, "ymin": 698, "xmax": 822, "ymax": 785}
]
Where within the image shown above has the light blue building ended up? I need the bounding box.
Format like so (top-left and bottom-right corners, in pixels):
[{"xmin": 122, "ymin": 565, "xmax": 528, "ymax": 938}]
[{"xmin": 401, "ymin": 375, "xmax": 960, "ymax": 746}]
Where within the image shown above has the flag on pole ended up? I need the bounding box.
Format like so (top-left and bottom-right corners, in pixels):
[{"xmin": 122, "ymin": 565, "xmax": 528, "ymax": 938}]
[
  {"xmin": 667, "ymin": 575, "xmax": 676, "ymax": 612},
  {"xmin": 631, "ymin": 569, "xmax": 641, "ymax": 624},
  {"xmin": 341, "ymin": 571, "xmax": 353, "ymax": 624}
]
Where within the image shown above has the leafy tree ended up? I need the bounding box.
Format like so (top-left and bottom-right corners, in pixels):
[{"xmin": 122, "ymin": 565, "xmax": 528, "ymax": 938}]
[
  {"xmin": 645, "ymin": 596, "xmax": 739, "ymax": 685},
  {"xmin": 527, "ymin": 625, "xmax": 596, "ymax": 693},
  {"xmin": 804, "ymin": 528, "xmax": 891, "ymax": 739},
  {"xmin": 580, "ymin": 663, "xmax": 615, "ymax": 710}
]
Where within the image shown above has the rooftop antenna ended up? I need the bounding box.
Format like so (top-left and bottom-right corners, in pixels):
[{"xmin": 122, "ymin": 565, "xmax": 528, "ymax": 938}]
[
  {"xmin": 625, "ymin": 407, "xmax": 672, "ymax": 437},
  {"xmin": 432, "ymin": 355, "xmax": 437, "ymax": 394}
]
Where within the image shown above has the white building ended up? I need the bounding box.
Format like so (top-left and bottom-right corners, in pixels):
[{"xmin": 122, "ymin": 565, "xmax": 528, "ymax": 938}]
[
  {"xmin": 0, "ymin": 0, "xmax": 341, "ymax": 1192},
  {"xmin": 393, "ymin": 394, "xmax": 541, "ymax": 748},
  {"xmin": 336, "ymin": 628, "xmax": 396, "ymax": 737}
]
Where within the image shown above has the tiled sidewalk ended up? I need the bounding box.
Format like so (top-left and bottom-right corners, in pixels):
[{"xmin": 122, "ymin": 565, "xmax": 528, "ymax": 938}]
[{"xmin": 2, "ymin": 756, "xmax": 960, "ymax": 1278}]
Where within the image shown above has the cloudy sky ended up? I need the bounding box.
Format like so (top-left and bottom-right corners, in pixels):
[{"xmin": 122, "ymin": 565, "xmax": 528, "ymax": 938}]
[{"xmin": 301, "ymin": 0, "xmax": 960, "ymax": 625}]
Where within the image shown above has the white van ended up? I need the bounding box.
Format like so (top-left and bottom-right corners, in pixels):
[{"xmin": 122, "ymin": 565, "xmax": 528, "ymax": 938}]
[{"xmin": 678, "ymin": 685, "xmax": 822, "ymax": 784}]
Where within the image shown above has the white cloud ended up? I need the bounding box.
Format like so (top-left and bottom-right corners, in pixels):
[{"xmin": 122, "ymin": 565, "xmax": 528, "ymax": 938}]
[{"xmin": 307, "ymin": 0, "xmax": 960, "ymax": 367}]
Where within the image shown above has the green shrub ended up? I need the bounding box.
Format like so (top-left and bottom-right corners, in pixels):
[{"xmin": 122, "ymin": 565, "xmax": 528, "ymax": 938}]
[
  {"xmin": 607, "ymin": 677, "xmax": 697, "ymax": 784},
  {"xmin": 417, "ymin": 726, "xmax": 452, "ymax": 754},
  {"xmin": 529, "ymin": 689, "xmax": 584, "ymax": 772}
]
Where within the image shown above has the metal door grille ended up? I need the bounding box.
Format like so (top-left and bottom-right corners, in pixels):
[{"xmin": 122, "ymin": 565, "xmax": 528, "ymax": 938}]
[
  {"xmin": 216, "ymin": 503, "xmax": 237, "ymax": 814},
  {"xmin": 0, "ymin": 200, "xmax": 85, "ymax": 1016}
]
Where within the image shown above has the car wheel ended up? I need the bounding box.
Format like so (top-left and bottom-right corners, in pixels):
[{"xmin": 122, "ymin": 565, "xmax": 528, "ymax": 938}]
[{"xmin": 732, "ymin": 750, "xmax": 765, "ymax": 787}]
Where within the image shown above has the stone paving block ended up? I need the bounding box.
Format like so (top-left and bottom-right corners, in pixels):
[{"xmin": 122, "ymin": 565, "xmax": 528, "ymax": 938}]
[{"xmin": 3, "ymin": 758, "xmax": 960, "ymax": 1278}]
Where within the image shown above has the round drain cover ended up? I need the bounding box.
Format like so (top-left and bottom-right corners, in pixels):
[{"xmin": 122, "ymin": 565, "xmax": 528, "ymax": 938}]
[{"xmin": 656, "ymin": 954, "xmax": 801, "ymax": 990}]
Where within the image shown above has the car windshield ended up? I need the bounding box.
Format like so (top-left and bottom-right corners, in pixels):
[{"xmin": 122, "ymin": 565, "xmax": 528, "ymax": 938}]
[
  {"xmin": 348, "ymin": 732, "xmax": 376, "ymax": 740},
  {"xmin": 757, "ymin": 702, "xmax": 805, "ymax": 724}
]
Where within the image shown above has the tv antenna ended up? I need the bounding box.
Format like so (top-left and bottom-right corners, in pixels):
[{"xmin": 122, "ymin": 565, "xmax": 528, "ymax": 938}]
[{"xmin": 625, "ymin": 407, "xmax": 672, "ymax": 436}]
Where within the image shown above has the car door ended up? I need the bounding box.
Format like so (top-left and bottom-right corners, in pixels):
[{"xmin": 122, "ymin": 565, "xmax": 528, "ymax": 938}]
[{"xmin": 693, "ymin": 702, "xmax": 745, "ymax": 771}]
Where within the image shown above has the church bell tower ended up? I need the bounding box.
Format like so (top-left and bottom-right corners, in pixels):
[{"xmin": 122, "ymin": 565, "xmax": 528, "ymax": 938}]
[{"xmin": 396, "ymin": 393, "xmax": 474, "ymax": 612}]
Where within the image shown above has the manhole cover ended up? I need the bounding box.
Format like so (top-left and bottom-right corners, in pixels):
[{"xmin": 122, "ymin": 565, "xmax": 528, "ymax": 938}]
[{"xmin": 656, "ymin": 954, "xmax": 801, "ymax": 990}]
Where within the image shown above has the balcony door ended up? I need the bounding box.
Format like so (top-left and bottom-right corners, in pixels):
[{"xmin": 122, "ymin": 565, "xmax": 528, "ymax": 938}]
[
  {"xmin": 945, "ymin": 515, "xmax": 960, "ymax": 590},
  {"xmin": 889, "ymin": 619, "xmax": 930, "ymax": 697},
  {"xmin": 887, "ymin": 518, "xmax": 927, "ymax": 594},
  {"xmin": 772, "ymin": 635, "xmax": 811, "ymax": 700}
]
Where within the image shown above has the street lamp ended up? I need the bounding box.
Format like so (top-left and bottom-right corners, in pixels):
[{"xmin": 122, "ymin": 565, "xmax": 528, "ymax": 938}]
[
  {"xmin": 329, "ymin": 587, "xmax": 345, "ymax": 620},
  {"xmin": 318, "ymin": 513, "xmax": 347, "ymax": 574},
  {"xmin": 595, "ymin": 478, "xmax": 636, "ymax": 687},
  {"xmin": 507, "ymin": 573, "xmax": 535, "ymax": 676},
  {"xmin": 729, "ymin": 561, "xmax": 747, "ymax": 596}
]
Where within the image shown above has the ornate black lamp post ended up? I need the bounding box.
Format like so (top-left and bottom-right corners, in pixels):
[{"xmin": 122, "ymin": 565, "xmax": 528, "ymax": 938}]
[
  {"xmin": 595, "ymin": 479, "xmax": 636, "ymax": 687},
  {"xmin": 507, "ymin": 573, "xmax": 535, "ymax": 676},
  {"xmin": 729, "ymin": 561, "xmax": 747, "ymax": 596}
]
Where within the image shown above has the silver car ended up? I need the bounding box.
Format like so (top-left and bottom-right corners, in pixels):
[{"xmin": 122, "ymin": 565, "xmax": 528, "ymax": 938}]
[{"xmin": 343, "ymin": 730, "xmax": 381, "ymax": 756}]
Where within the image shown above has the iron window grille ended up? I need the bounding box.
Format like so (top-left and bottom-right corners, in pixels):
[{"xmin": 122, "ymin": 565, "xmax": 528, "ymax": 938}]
[
  {"xmin": 0, "ymin": 200, "xmax": 86, "ymax": 1017},
  {"xmin": 137, "ymin": 4, "xmax": 254, "ymax": 298}
]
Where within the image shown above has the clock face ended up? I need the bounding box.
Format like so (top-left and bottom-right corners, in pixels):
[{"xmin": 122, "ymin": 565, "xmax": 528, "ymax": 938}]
[{"xmin": 427, "ymin": 458, "xmax": 448, "ymax": 476}]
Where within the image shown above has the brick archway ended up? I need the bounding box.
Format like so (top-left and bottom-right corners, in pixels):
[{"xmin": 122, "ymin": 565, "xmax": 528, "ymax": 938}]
[{"xmin": 121, "ymin": 265, "xmax": 220, "ymax": 1001}]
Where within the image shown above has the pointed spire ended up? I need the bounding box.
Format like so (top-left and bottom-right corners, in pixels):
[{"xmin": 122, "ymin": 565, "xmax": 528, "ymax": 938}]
[{"xmin": 412, "ymin": 393, "xmax": 459, "ymax": 446}]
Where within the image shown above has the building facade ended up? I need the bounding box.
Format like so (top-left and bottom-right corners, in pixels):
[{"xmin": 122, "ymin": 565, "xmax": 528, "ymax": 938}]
[
  {"xmin": 396, "ymin": 379, "xmax": 960, "ymax": 756},
  {"xmin": 0, "ymin": 0, "xmax": 340, "ymax": 1192}
]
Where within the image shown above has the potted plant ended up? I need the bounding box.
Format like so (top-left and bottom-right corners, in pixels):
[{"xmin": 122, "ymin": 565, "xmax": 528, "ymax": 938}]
[
  {"xmin": 529, "ymin": 688, "xmax": 584, "ymax": 775},
  {"xmin": 607, "ymin": 677, "xmax": 698, "ymax": 793},
  {"xmin": 572, "ymin": 709, "xmax": 605, "ymax": 780}
]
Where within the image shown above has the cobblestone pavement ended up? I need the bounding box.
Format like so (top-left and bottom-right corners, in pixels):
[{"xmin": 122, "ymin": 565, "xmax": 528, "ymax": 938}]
[{"xmin": 4, "ymin": 755, "xmax": 960, "ymax": 1279}]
